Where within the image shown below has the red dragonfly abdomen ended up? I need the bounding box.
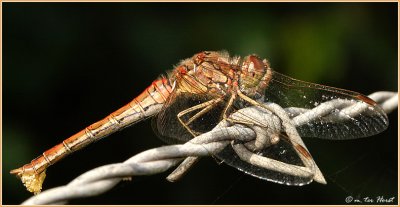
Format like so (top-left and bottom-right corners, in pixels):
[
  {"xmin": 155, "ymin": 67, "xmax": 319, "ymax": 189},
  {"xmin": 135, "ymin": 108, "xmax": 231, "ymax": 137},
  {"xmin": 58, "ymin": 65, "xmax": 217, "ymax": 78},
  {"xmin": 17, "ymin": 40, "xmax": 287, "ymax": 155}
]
[{"xmin": 10, "ymin": 77, "xmax": 173, "ymax": 193}]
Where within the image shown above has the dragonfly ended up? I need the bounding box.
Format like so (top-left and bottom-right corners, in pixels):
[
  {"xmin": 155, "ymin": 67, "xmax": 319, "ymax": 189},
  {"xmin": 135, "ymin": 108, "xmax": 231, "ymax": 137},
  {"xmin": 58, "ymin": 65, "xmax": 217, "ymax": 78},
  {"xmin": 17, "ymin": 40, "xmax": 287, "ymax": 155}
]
[{"xmin": 11, "ymin": 51, "xmax": 389, "ymax": 194}]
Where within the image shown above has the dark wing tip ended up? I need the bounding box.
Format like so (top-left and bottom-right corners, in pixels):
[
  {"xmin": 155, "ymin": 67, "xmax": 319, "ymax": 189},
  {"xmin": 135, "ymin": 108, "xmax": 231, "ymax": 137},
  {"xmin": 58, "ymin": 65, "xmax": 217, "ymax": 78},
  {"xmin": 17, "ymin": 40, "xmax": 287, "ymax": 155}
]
[{"xmin": 356, "ymin": 94, "xmax": 377, "ymax": 106}]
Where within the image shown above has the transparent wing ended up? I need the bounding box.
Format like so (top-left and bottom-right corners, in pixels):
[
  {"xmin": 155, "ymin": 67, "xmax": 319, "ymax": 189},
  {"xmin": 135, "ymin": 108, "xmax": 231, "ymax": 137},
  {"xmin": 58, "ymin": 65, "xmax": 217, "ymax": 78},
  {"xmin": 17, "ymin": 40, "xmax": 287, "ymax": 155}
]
[{"xmin": 263, "ymin": 71, "xmax": 388, "ymax": 139}]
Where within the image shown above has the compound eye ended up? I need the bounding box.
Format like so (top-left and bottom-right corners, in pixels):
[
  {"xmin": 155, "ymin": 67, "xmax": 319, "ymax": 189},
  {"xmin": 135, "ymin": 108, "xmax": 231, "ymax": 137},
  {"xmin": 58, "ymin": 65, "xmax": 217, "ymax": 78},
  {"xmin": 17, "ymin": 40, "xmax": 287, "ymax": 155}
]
[{"xmin": 248, "ymin": 55, "xmax": 264, "ymax": 71}]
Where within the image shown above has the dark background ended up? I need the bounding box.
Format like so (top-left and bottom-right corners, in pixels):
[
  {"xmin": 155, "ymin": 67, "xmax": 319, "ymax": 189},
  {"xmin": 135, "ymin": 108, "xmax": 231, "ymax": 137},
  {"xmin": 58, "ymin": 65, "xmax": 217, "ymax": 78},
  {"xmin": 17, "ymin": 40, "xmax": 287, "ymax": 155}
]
[{"xmin": 3, "ymin": 3, "xmax": 398, "ymax": 205}]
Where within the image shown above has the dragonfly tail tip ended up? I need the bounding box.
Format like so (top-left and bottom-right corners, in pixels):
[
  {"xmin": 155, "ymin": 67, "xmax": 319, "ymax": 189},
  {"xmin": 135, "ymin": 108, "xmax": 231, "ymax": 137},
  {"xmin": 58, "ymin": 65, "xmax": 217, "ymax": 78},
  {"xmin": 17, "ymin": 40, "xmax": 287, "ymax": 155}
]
[{"xmin": 10, "ymin": 167, "xmax": 47, "ymax": 194}]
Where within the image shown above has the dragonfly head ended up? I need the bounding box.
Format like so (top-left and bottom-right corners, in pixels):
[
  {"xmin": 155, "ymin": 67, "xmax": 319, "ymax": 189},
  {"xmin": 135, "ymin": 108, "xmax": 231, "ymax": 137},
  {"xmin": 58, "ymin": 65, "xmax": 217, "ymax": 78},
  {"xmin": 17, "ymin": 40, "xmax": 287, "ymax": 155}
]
[{"xmin": 239, "ymin": 55, "xmax": 271, "ymax": 98}]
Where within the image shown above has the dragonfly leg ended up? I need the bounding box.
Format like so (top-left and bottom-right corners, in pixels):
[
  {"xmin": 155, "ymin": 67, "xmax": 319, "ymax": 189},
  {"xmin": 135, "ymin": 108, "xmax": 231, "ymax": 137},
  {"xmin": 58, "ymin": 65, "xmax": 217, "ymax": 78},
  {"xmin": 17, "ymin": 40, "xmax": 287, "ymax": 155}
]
[
  {"xmin": 222, "ymin": 95, "xmax": 253, "ymax": 125},
  {"xmin": 186, "ymin": 98, "xmax": 223, "ymax": 125},
  {"xmin": 222, "ymin": 94, "xmax": 268, "ymax": 128},
  {"xmin": 177, "ymin": 98, "xmax": 222, "ymax": 137}
]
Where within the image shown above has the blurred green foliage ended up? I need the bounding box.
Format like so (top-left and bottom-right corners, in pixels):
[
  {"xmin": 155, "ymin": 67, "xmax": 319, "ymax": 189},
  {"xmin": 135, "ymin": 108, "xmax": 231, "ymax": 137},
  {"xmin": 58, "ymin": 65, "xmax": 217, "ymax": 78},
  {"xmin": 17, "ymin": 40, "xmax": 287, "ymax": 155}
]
[{"xmin": 3, "ymin": 3, "xmax": 397, "ymax": 205}]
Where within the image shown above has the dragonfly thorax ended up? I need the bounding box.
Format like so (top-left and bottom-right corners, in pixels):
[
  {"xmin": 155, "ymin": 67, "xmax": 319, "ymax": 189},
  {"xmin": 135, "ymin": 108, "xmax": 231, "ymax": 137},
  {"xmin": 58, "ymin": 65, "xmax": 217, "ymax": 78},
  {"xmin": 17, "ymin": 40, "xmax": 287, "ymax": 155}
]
[
  {"xmin": 172, "ymin": 51, "xmax": 272, "ymax": 98},
  {"xmin": 172, "ymin": 51, "xmax": 238, "ymax": 96}
]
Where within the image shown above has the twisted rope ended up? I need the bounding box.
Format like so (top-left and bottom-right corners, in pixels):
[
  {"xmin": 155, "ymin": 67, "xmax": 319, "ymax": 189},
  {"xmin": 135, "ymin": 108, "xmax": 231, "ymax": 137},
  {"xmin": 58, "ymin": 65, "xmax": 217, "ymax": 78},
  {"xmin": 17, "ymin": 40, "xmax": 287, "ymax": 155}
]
[{"xmin": 21, "ymin": 91, "xmax": 398, "ymax": 205}]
